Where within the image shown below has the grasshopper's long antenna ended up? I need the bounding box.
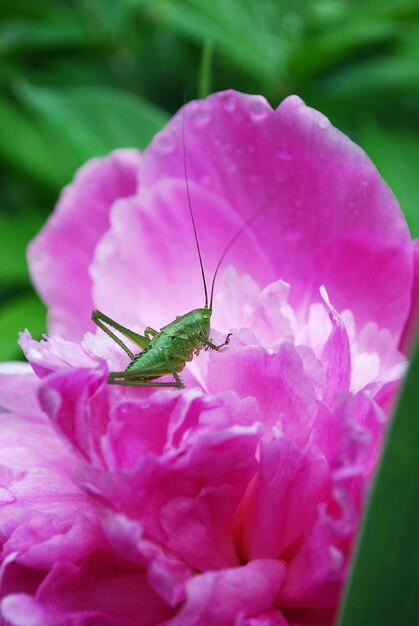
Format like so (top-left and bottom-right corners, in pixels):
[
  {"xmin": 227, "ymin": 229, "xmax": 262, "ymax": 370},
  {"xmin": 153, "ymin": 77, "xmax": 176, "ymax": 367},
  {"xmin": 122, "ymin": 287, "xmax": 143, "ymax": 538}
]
[
  {"xmin": 182, "ymin": 107, "xmax": 209, "ymax": 308},
  {"xmin": 209, "ymin": 198, "xmax": 273, "ymax": 309}
]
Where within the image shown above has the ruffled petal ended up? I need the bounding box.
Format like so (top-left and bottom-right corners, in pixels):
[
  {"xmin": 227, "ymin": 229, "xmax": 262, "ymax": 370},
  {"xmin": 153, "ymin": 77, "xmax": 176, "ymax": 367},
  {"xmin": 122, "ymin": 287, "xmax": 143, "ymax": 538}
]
[
  {"xmin": 168, "ymin": 559, "xmax": 286, "ymax": 626},
  {"xmin": 39, "ymin": 366, "xmax": 109, "ymax": 463},
  {"xmin": 241, "ymin": 439, "xmax": 330, "ymax": 563},
  {"xmin": 2, "ymin": 553, "xmax": 175, "ymax": 626},
  {"xmin": 0, "ymin": 406, "xmax": 104, "ymax": 571},
  {"xmin": 206, "ymin": 340, "xmax": 319, "ymax": 439}
]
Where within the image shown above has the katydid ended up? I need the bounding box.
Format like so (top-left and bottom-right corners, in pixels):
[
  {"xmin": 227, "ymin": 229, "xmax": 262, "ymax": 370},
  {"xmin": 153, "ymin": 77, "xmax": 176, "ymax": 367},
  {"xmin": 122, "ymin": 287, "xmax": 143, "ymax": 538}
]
[
  {"xmin": 92, "ymin": 205, "xmax": 256, "ymax": 387},
  {"xmin": 92, "ymin": 114, "xmax": 240, "ymax": 389},
  {"xmin": 91, "ymin": 221, "xmax": 233, "ymax": 389}
]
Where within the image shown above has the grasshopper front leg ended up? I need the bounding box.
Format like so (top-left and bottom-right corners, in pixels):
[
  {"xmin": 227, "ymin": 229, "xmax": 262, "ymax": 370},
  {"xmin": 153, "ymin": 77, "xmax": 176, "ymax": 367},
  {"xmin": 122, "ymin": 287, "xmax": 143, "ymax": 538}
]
[{"xmin": 202, "ymin": 333, "xmax": 232, "ymax": 351}]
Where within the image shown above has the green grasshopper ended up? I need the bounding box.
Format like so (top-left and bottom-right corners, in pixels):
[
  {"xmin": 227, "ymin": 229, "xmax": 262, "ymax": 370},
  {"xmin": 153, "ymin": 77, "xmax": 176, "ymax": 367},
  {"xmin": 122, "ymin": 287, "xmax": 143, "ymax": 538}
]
[{"xmin": 92, "ymin": 116, "xmax": 236, "ymax": 389}]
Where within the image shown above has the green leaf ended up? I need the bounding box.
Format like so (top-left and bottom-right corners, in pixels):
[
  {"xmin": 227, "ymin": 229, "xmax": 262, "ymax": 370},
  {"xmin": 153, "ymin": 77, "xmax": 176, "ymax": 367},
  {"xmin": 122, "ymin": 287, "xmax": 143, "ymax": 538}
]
[
  {"xmin": 137, "ymin": 0, "xmax": 288, "ymax": 90},
  {"xmin": 337, "ymin": 335, "xmax": 419, "ymax": 626},
  {"xmin": 0, "ymin": 291, "xmax": 46, "ymax": 361},
  {"xmin": 0, "ymin": 212, "xmax": 45, "ymax": 285},
  {"xmin": 313, "ymin": 56, "xmax": 419, "ymax": 103},
  {"xmin": 0, "ymin": 16, "xmax": 87, "ymax": 57},
  {"xmin": 15, "ymin": 83, "xmax": 169, "ymax": 177},
  {"xmin": 291, "ymin": 21, "xmax": 394, "ymax": 82},
  {"xmin": 359, "ymin": 123, "xmax": 419, "ymax": 238},
  {"xmin": 354, "ymin": 0, "xmax": 419, "ymax": 21},
  {"xmin": 0, "ymin": 96, "xmax": 69, "ymax": 189}
]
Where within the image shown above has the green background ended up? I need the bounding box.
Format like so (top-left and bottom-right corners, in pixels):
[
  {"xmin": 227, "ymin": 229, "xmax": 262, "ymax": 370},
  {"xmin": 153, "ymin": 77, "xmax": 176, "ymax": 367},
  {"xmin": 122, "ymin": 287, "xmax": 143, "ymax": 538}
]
[{"xmin": 1, "ymin": 2, "xmax": 419, "ymax": 625}]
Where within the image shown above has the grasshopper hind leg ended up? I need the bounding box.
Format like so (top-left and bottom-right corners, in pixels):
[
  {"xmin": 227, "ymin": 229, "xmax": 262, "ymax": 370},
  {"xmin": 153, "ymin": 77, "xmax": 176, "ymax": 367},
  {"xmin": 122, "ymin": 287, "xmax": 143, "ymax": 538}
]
[
  {"xmin": 168, "ymin": 367, "xmax": 184, "ymax": 389},
  {"xmin": 108, "ymin": 378, "xmax": 181, "ymax": 388},
  {"xmin": 91, "ymin": 309, "xmax": 150, "ymax": 358},
  {"xmin": 107, "ymin": 369, "xmax": 184, "ymax": 390}
]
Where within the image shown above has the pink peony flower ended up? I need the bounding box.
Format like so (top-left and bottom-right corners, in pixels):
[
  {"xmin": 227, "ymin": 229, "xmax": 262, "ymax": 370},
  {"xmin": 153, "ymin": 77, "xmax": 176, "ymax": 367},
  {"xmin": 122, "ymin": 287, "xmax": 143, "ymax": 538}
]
[{"xmin": 1, "ymin": 91, "xmax": 417, "ymax": 626}]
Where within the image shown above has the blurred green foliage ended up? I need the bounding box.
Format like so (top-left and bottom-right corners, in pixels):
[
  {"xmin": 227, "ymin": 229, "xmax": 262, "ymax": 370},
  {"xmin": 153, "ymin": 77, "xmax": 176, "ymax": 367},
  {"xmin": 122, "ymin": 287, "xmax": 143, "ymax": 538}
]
[{"xmin": 1, "ymin": 0, "xmax": 419, "ymax": 359}]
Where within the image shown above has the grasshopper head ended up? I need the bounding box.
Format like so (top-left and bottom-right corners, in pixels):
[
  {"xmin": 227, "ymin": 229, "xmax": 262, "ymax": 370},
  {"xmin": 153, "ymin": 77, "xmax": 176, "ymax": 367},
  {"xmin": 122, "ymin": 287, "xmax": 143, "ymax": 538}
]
[{"xmin": 195, "ymin": 307, "xmax": 212, "ymax": 337}]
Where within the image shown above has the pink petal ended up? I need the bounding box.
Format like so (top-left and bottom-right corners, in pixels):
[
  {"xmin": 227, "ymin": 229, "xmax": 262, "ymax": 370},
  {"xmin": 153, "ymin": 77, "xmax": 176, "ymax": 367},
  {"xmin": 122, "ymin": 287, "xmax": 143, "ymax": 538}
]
[
  {"xmin": 0, "ymin": 555, "xmax": 45, "ymax": 602},
  {"xmin": 141, "ymin": 91, "xmax": 412, "ymax": 338},
  {"xmin": 3, "ymin": 553, "xmax": 175, "ymax": 626},
  {"xmin": 1, "ymin": 593, "xmax": 56, "ymax": 626},
  {"xmin": 101, "ymin": 512, "xmax": 192, "ymax": 607},
  {"xmin": 168, "ymin": 559, "xmax": 286, "ymax": 626},
  {"xmin": 312, "ymin": 389, "xmax": 388, "ymax": 479},
  {"xmin": 39, "ymin": 365, "xmax": 109, "ymax": 463},
  {"xmin": 278, "ymin": 520, "xmax": 342, "ymax": 610},
  {"xmin": 238, "ymin": 609, "xmax": 289, "ymax": 626},
  {"xmin": 241, "ymin": 439, "xmax": 330, "ymax": 563},
  {"xmin": 319, "ymin": 288, "xmax": 351, "ymax": 406},
  {"xmin": 38, "ymin": 553, "xmax": 175, "ymax": 626},
  {"xmin": 19, "ymin": 331, "xmax": 100, "ymax": 379},
  {"xmin": 91, "ymin": 181, "xmax": 272, "ymax": 330},
  {"xmin": 102, "ymin": 396, "xmax": 178, "ymax": 469},
  {"xmin": 83, "ymin": 392, "xmax": 261, "ymax": 571},
  {"xmin": 0, "ymin": 408, "xmax": 104, "ymax": 571},
  {"xmin": 28, "ymin": 150, "xmax": 140, "ymax": 341},
  {"xmin": 206, "ymin": 340, "xmax": 319, "ymax": 438},
  {"xmin": 211, "ymin": 269, "xmax": 297, "ymax": 346},
  {"xmin": 0, "ymin": 365, "xmax": 42, "ymax": 417}
]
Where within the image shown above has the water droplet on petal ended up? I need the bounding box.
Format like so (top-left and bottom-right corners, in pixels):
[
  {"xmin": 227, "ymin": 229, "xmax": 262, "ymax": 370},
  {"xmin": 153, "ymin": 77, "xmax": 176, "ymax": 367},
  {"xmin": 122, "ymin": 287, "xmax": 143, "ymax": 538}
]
[
  {"xmin": 360, "ymin": 179, "xmax": 369, "ymax": 193},
  {"xmin": 349, "ymin": 202, "xmax": 360, "ymax": 218},
  {"xmin": 286, "ymin": 231, "xmax": 303, "ymax": 242},
  {"xmin": 248, "ymin": 96, "xmax": 269, "ymax": 120},
  {"xmin": 30, "ymin": 249, "xmax": 44, "ymax": 264},
  {"xmin": 191, "ymin": 103, "xmax": 211, "ymax": 126},
  {"xmin": 276, "ymin": 144, "xmax": 292, "ymax": 161},
  {"xmin": 155, "ymin": 132, "xmax": 174, "ymax": 153},
  {"xmin": 287, "ymin": 95, "xmax": 304, "ymax": 108},
  {"xmin": 317, "ymin": 116, "xmax": 329, "ymax": 130},
  {"xmin": 218, "ymin": 91, "xmax": 236, "ymax": 112},
  {"xmin": 226, "ymin": 161, "xmax": 238, "ymax": 174}
]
